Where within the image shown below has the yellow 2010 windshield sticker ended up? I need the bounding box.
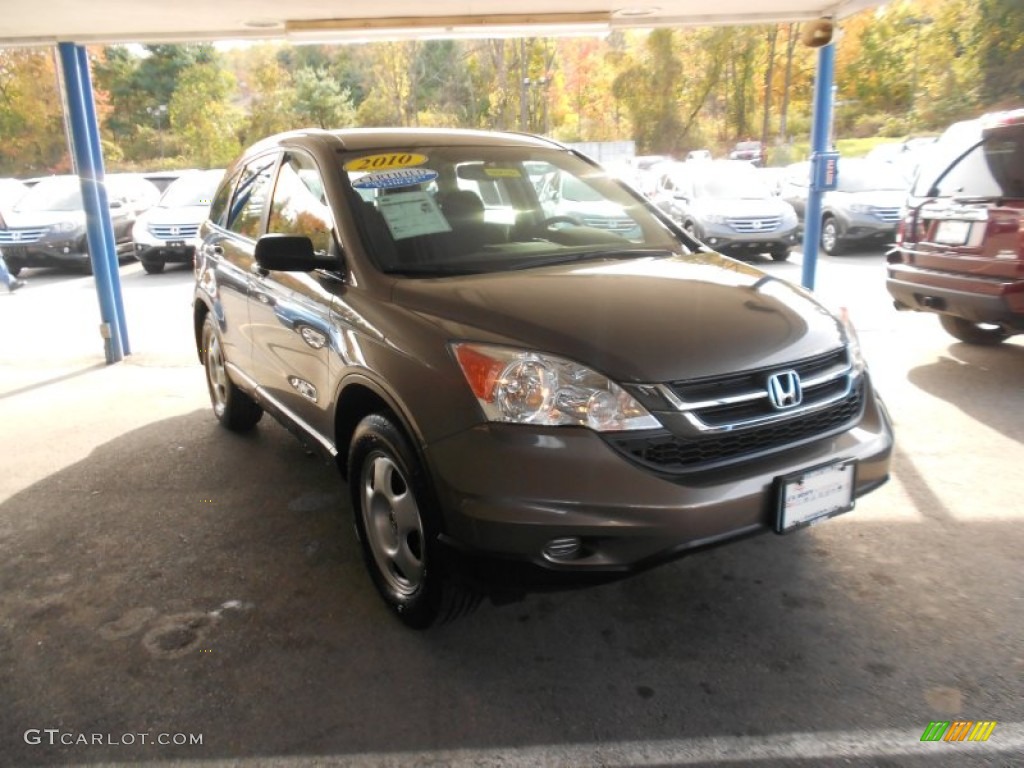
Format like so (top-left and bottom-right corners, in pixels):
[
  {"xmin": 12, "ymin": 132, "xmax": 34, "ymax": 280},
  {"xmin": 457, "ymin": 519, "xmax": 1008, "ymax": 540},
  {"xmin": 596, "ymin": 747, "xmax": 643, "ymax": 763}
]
[{"xmin": 344, "ymin": 153, "xmax": 428, "ymax": 172}]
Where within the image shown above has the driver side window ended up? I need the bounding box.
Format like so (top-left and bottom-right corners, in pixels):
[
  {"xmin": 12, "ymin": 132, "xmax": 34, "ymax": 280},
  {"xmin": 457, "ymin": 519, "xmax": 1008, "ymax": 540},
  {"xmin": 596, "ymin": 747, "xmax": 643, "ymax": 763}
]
[{"xmin": 267, "ymin": 152, "xmax": 335, "ymax": 256}]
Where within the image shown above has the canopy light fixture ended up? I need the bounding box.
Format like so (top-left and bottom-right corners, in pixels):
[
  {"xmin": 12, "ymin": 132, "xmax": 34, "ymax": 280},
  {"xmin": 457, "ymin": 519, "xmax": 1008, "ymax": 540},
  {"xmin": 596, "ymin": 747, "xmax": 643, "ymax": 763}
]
[{"xmin": 285, "ymin": 13, "xmax": 611, "ymax": 42}]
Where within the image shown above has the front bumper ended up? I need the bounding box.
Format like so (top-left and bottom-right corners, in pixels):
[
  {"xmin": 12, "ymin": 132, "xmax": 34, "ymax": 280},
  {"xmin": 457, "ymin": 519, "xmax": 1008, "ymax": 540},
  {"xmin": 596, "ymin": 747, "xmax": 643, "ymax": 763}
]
[
  {"xmin": 426, "ymin": 382, "xmax": 893, "ymax": 577},
  {"xmin": 134, "ymin": 240, "xmax": 196, "ymax": 264},
  {"xmin": 698, "ymin": 222, "xmax": 800, "ymax": 254},
  {"xmin": 0, "ymin": 238, "xmax": 88, "ymax": 267},
  {"xmin": 834, "ymin": 212, "xmax": 897, "ymax": 245}
]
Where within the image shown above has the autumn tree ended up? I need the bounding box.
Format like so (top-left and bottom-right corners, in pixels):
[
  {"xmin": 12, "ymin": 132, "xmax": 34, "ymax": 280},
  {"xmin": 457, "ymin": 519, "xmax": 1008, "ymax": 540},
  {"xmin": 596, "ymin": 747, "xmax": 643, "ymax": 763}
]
[
  {"xmin": 168, "ymin": 63, "xmax": 242, "ymax": 167},
  {"xmin": 0, "ymin": 48, "xmax": 67, "ymax": 174},
  {"xmin": 612, "ymin": 29, "xmax": 687, "ymax": 154}
]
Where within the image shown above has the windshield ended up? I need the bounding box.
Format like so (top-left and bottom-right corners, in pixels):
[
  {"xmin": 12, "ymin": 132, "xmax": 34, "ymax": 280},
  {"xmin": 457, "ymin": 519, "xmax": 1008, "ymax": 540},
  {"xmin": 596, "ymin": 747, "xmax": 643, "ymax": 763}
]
[
  {"xmin": 836, "ymin": 160, "xmax": 908, "ymax": 192},
  {"xmin": 913, "ymin": 120, "xmax": 1024, "ymax": 199},
  {"xmin": 160, "ymin": 171, "xmax": 222, "ymax": 208},
  {"xmin": 15, "ymin": 177, "xmax": 82, "ymax": 212},
  {"xmin": 342, "ymin": 145, "xmax": 685, "ymax": 276}
]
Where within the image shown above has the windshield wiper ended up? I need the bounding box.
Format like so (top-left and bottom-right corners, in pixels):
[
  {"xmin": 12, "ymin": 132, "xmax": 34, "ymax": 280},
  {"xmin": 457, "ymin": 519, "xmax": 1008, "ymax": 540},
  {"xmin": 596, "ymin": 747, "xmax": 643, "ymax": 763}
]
[{"xmin": 504, "ymin": 248, "xmax": 675, "ymax": 271}]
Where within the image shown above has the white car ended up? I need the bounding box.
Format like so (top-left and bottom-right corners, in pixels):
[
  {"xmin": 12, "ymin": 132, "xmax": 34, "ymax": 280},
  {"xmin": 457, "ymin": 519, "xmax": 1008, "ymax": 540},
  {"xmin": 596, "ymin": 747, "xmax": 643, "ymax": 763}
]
[{"xmin": 132, "ymin": 169, "xmax": 223, "ymax": 274}]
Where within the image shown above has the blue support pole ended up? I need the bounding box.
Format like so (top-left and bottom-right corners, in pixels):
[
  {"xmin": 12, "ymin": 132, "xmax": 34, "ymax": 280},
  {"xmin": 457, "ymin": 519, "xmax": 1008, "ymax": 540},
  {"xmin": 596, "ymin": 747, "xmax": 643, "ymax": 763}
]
[
  {"xmin": 57, "ymin": 42, "xmax": 124, "ymax": 364},
  {"xmin": 800, "ymin": 41, "xmax": 836, "ymax": 291},
  {"xmin": 77, "ymin": 45, "xmax": 130, "ymax": 355}
]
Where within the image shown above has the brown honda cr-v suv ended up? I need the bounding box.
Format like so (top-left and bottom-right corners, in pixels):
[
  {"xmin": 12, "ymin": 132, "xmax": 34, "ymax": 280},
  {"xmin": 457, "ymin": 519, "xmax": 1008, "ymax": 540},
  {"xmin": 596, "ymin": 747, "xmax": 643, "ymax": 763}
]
[
  {"xmin": 887, "ymin": 108, "xmax": 1024, "ymax": 344},
  {"xmin": 193, "ymin": 128, "xmax": 894, "ymax": 628}
]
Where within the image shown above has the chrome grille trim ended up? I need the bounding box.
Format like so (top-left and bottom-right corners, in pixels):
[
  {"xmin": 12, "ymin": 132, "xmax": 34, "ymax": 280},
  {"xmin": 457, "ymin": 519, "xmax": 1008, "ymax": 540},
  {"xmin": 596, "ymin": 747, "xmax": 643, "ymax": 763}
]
[
  {"xmin": 727, "ymin": 216, "xmax": 781, "ymax": 233},
  {"xmin": 0, "ymin": 228, "xmax": 47, "ymax": 244},
  {"xmin": 149, "ymin": 223, "xmax": 200, "ymax": 240},
  {"xmin": 652, "ymin": 347, "xmax": 855, "ymax": 433}
]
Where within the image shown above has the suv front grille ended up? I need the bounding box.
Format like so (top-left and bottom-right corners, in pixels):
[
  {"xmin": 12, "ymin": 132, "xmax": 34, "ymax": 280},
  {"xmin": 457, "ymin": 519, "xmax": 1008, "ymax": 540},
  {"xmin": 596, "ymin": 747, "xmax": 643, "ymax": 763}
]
[
  {"xmin": 609, "ymin": 347, "xmax": 862, "ymax": 473},
  {"xmin": 871, "ymin": 207, "xmax": 901, "ymax": 223},
  {"xmin": 0, "ymin": 228, "xmax": 47, "ymax": 244},
  {"xmin": 666, "ymin": 347, "xmax": 849, "ymax": 427},
  {"xmin": 149, "ymin": 223, "xmax": 200, "ymax": 240},
  {"xmin": 727, "ymin": 216, "xmax": 782, "ymax": 233},
  {"xmin": 582, "ymin": 216, "xmax": 636, "ymax": 232},
  {"xmin": 608, "ymin": 381, "xmax": 864, "ymax": 473}
]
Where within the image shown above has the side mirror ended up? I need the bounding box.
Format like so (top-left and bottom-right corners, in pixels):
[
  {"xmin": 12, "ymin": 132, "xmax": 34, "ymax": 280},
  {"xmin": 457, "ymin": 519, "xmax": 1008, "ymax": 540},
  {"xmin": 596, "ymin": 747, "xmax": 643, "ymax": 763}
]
[
  {"xmin": 254, "ymin": 234, "xmax": 336, "ymax": 272},
  {"xmin": 109, "ymin": 199, "xmax": 124, "ymax": 210}
]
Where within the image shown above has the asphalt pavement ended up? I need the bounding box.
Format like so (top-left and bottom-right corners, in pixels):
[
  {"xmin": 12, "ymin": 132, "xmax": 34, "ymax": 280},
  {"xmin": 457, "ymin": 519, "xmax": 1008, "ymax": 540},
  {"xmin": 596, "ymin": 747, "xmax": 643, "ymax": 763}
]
[{"xmin": 0, "ymin": 253, "xmax": 1021, "ymax": 767}]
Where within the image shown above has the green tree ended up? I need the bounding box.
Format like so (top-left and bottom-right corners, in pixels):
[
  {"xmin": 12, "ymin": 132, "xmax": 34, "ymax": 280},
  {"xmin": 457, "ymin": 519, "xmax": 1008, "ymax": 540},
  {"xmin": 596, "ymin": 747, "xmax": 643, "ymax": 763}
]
[
  {"xmin": 611, "ymin": 29, "xmax": 686, "ymax": 154},
  {"xmin": 168, "ymin": 63, "xmax": 242, "ymax": 167},
  {"xmin": 243, "ymin": 45, "xmax": 300, "ymax": 142},
  {"xmin": 975, "ymin": 0, "xmax": 1024, "ymax": 105},
  {"xmin": 93, "ymin": 44, "xmax": 218, "ymax": 161},
  {"xmin": 293, "ymin": 66, "xmax": 356, "ymax": 129}
]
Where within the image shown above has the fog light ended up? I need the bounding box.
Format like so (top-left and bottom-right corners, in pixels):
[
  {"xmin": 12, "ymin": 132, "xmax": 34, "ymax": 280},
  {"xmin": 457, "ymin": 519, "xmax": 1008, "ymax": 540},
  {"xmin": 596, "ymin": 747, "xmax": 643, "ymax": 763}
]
[{"xmin": 543, "ymin": 536, "xmax": 582, "ymax": 562}]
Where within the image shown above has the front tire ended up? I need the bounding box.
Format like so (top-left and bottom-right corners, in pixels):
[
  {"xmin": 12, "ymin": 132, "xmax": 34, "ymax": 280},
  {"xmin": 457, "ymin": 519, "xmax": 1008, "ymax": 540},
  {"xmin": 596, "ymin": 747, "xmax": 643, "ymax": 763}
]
[
  {"xmin": 201, "ymin": 314, "xmax": 263, "ymax": 431},
  {"xmin": 938, "ymin": 314, "xmax": 1009, "ymax": 345},
  {"xmin": 141, "ymin": 259, "xmax": 165, "ymax": 274},
  {"xmin": 770, "ymin": 247, "xmax": 791, "ymax": 262},
  {"xmin": 821, "ymin": 216, "xmax": 842, "ymax": 255},
  {"xmin": 6, "ymin": 261, "xmax": 23, "ymax": 277},
  {"xmin": 348, "ymin": 414, "xmax": 477, "ymax": 629}
]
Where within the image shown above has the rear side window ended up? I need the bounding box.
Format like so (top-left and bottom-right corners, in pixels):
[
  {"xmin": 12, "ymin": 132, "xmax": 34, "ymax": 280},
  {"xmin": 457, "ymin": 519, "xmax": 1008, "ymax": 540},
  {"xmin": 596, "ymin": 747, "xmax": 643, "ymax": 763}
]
[{"xmin": 226, "ymin": 155, "xmax": 278, "ymax": 239}]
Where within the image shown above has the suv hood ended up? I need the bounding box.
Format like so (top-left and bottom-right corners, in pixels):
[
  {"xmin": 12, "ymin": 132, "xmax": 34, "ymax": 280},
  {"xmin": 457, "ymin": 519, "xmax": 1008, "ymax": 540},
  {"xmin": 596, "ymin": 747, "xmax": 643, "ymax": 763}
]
[
  {"xmin": 393, "ymin": 254, "xmax": 845, "ymax": 383},
  {"xmin": 140, "ymin": 205, "xmax": 210, "ymax": 226},
  {"xmin": 695, "ymin": 198, "xmax": 791, "ymax": 218},
  {"xmin": 827, "ymin": 190, "xmax": 905, "ymax": 207},
  {"xmin": 4, "ymin": 209, "xmax": 86, "ymax": 228}
]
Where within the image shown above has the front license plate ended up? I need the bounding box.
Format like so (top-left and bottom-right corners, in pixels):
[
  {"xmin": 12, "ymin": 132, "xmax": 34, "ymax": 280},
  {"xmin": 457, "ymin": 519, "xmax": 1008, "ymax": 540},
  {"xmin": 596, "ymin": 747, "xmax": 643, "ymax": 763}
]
[
  {"xmin": 934, "ymin": 220, "xmax": 971, "ymax": 245},
  {"xmin": 775, "ymin": 459, "xmax": 856, "ymax": 533}
]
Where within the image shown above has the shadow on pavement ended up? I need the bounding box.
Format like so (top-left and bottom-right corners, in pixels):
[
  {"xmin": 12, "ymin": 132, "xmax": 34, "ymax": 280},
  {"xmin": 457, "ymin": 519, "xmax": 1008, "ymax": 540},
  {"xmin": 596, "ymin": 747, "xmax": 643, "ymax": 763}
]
[
  {"xmin": 907, "ymin": 341, "xmax": 1024, "ymax": 444},
  {"xmin": 0, "ymin": 408, "xmax": 1020, "ymax": 766}
]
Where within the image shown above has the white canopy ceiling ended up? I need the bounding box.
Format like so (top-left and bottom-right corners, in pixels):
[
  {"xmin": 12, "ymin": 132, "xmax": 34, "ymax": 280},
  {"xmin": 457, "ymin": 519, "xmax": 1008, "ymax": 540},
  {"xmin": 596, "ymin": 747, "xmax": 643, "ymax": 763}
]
[{"xmin": 1, "ymin": 0, "xmax": 881, "ymax": 46}]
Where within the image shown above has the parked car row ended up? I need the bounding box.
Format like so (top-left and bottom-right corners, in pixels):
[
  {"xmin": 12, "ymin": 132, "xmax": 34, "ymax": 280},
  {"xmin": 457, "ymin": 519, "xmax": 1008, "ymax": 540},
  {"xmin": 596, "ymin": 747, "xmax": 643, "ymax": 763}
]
[{"xmin": 0, "ymin": 170, "xmax": 219, "ymax": 276}]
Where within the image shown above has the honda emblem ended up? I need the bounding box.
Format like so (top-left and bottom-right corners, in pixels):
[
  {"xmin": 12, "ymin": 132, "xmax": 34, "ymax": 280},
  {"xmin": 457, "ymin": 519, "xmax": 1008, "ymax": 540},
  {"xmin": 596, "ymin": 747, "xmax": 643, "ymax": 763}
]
[{"xmin": 767, "ymin": 370, "xmax": 803, "ymax": 409}]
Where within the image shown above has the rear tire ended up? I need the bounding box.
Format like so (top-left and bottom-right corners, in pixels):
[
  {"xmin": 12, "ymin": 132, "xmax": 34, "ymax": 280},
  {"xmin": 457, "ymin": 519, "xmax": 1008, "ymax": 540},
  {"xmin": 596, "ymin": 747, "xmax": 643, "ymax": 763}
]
[
  {"xmin": 348, "ymin": 413, "xmax": 478, "ymax": 629},
  {"xmin": 938, "ymin": 315, "xmax": 1009, "ymax": 345},
  {"xmin": 201, "ymin": 314, "xmax": 263, "ymax": 431}
]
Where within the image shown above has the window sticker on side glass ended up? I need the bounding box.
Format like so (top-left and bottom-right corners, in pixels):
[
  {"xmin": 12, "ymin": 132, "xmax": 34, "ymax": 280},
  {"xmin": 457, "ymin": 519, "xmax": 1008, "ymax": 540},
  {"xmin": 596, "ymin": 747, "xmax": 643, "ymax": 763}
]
[
  {"xmin": 352, "ymin": 168, "xmax": 439, "ymax": 190},
  {"xmin": 377, "ymin": 190, "xmax": 452, "ymax": 240},
  {"xmin": 343, "ymin": 153, "xmax": 428, "ymax": 172}
]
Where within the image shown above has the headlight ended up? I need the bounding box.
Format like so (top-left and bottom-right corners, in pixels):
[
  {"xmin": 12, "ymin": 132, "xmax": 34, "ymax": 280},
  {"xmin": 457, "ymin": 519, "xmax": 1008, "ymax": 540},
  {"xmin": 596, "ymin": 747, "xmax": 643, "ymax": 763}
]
[
  {"xmin": 703, "ymin": 213, "xmax": 728, "ymax": 224},
  {"xmin": 848, "ymin": 203, "xmax": 872, "ymax": 214},
  {"xmin": 452, "ymin": 343, "xmax": 660, "ymax": 431},
  {"xmin": 835, "ymin": 306, "xmax": 866, "ymax": 372},
  {"xmin": 49, "ymin": 221, "xmax": 81, "ymax": 234}
]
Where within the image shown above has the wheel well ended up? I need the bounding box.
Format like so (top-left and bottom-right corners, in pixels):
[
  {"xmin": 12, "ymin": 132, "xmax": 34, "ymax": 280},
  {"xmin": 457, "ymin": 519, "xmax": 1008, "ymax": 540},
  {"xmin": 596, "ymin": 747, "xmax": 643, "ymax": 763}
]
[
  {"xmin": 334, "ymin": 384, "xmax": 399, "ymax": 480},
  {"xmin": 193, "ymin": 302, "xmax": 209, "ymax": 363}
]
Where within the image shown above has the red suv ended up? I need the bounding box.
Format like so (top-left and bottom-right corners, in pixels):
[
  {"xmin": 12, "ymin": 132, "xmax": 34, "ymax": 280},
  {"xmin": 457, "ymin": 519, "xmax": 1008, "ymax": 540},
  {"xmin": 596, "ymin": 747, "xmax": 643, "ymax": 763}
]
[{"xmin": 887, "ymin": 109, "xmax": 1024, "ymax": 344}]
